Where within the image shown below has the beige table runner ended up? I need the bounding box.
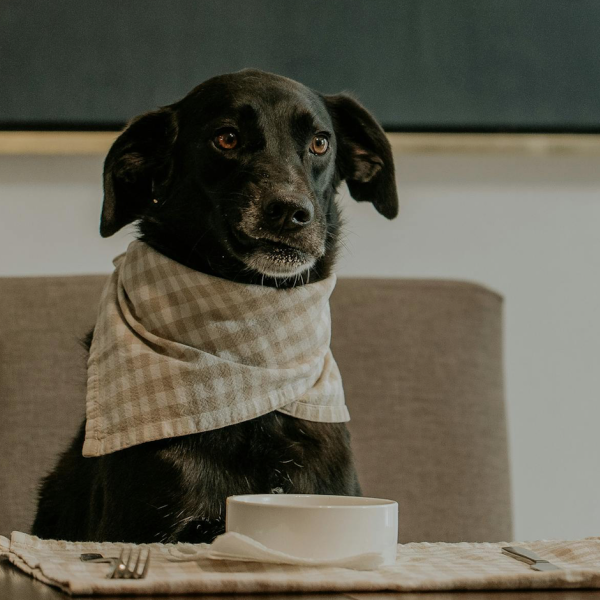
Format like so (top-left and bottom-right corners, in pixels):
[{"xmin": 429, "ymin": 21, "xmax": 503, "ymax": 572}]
[{"xmin": 3, "ymin": 532, "xmax": 600, "ymax": 596}]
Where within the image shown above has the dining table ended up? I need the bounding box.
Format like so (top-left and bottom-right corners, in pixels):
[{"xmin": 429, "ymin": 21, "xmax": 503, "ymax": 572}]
[{"xmin": 3, "ymin": 557, "xmax": 600, "ymax": 600}]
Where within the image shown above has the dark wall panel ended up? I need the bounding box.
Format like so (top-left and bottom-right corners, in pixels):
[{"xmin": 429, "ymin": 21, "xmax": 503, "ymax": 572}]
[{"xmin": 1, "ymin": 0, "xmax": 600, "ymax": 131}]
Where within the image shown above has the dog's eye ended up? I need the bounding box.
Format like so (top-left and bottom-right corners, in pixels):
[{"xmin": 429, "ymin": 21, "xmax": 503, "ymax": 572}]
[
  {"xmin": 214, "ymin": 130, "xmax": 238, "ymax": 150},
  {"xmin": 309, "ymin": 135, "xmax": 329, "ymax": 156}
]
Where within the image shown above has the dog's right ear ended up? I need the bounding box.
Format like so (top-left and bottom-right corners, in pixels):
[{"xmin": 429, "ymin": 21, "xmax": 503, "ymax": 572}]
[{"xmin": 101, "ymin": 108, "xmax": 178, "ymax": 237}]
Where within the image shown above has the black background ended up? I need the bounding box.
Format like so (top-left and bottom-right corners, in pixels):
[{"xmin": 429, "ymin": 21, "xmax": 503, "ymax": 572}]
[{"xmin": 2, "ymin": 0, "xmax": 600, "ymax": 132}]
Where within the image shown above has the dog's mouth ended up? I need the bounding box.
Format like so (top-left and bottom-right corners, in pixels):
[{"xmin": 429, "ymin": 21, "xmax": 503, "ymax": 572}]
[{"xmin": 230, "ymin": 228, "xmax": 319, "ymax": 278}]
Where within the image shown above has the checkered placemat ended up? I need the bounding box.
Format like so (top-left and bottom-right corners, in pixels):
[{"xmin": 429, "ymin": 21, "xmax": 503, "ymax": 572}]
[{"xmin": 3, "ymin": 532, "xmax": 600, "ymax": 596}]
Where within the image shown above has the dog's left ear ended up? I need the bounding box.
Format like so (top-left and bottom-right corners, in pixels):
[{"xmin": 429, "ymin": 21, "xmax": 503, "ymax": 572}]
[{"xmin": 324, "ymin": 94, "xmax": 398, "ymax": 219}]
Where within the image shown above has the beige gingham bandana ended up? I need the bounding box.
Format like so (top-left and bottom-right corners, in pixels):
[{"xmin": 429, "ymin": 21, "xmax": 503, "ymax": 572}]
[{"xmin": 83, "ymin": 240, "xmax": 348, "ymax": 457}]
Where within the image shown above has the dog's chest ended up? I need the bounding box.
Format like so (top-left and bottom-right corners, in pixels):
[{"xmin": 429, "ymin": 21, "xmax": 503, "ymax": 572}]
[
  {"xmin": 161, "ymin": 413, "xmax": 346, "ymax": 502},
  {"xmin": 148, "ymin": 413, "xmax": 356, "ymax": 543}
]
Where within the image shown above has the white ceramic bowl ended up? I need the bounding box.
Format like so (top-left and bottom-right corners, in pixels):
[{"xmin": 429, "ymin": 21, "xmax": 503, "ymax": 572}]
[{"xmin": 226, "ymin": 494, "xmax": 398, "ymax": 564}]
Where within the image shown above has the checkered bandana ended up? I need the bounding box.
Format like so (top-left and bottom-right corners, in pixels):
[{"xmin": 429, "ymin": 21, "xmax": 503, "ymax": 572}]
[{"xmin": 82, "ymin": 240, "xmax": 348, "ymax": 457}]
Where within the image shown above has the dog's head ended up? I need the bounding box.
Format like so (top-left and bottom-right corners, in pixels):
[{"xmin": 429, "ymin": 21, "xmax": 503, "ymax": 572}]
[{"xmin": 101, "ymin": 69, "xmax": 398, "ymax": 286}]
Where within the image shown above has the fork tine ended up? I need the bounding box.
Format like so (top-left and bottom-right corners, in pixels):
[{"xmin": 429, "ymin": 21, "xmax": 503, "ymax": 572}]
[
  {"xmin": 131, "ymin": 548, "xmax": 141, "ymax": 577},
  {"xmin": 122, "ymin": 548, "xmax": 133, "ymax": 580},
  {"xmin": 108, "ymin": 548, "xmax": 126, "ymax": 579},
  {"xmin": 127, "ymin": 547, "xmax": 138, "ymax": 579},
  {"xmin": 139, "ymin": 549, "xmax": 151, "ymax": 579},
  {"xmin": 119, "ymin": 548, "xmax": 131, "ymax": 579}
]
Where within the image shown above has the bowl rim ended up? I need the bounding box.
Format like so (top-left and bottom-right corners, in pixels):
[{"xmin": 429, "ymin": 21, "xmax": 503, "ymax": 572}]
[{"xmin": 226, "ymin": 493, "xmax": 397, "ymax": 509}]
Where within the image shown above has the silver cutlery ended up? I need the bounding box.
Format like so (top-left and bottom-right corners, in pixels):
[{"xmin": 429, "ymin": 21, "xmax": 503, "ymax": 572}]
[
  {"xmin": 80, "ymin": 547, "xmax": 151, "ymax": 579},
  {"xmin": 502, "ymin": 546, "xmax": 560, "ymax": 571}
]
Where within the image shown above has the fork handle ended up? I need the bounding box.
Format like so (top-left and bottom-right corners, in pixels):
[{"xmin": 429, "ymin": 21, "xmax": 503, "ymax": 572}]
[{"xmin": 86, "ymin": 558, "xmax": 119, "ymax": 564}]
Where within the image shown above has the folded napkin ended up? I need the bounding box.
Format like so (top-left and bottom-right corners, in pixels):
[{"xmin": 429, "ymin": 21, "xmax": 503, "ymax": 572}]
[
  {"xmin": 3, "ymin": 532, "xmax": 600, "ymax": 596},
  {"xmin": 166, "ymin": 531, "xmax": 386, "ymax": 570}
]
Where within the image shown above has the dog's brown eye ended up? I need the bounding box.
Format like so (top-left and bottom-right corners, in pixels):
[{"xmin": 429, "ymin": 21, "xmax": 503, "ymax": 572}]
[
  {"xmin": 214, "ymin": 130, "xmax": 238, "ymax": 150},
  {"xmin": 310, "ymin": 135, "xmax": 329, "ymax": 155}
]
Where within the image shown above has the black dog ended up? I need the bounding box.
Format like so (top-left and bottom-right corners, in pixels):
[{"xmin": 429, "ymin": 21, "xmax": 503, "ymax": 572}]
[{"xmin": 32, "ymin": 69, "xmax": 398, "ymax": 544}]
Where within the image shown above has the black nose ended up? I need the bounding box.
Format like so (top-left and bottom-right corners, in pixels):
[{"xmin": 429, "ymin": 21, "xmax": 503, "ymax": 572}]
[{"xmin": 264, "ymin": 197, "xmax": 314, "ymax": 231}]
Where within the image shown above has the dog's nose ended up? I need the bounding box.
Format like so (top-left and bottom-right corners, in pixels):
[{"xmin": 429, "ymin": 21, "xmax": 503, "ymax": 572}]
[{"xmin": 264, "ymin": 197, "xmax": 314, "ymax": 231}]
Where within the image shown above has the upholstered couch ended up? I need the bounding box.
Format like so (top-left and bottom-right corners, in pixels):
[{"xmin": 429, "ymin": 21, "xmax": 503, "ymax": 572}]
[{"xmin": 0, "ymin": 275, "xmax": 512, "ymax": 542}]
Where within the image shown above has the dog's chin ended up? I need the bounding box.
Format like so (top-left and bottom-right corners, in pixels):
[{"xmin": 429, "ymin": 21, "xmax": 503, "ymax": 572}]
[
  {"xmin": 229, "ymin": 228, "xmax": 321, "ymax": 279},
  {"xmin": 243, "ymin": 246, "xmax": 317, "ymax": 279}
]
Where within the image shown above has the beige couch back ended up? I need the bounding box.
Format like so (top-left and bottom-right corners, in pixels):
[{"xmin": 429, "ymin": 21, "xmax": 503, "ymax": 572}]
[{"xmin": 0, "ymin": 275, "xmax": 512, "ymax": 542}]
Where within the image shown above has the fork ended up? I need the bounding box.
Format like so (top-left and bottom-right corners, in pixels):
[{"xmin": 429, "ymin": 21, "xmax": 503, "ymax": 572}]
[{"xmin": 81, "ymin": 547, "xmax": 151, "ymax": 579}]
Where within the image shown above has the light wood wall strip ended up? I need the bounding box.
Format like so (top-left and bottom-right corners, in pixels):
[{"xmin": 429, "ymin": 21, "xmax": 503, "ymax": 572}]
[
  {"xmin": 1, "ymin": 131, "xmax": 600, "ymax": 156},
  {"xmin": 0, "ymin": 132, "xmax": 119, "ymax": 155},
  {"xmin": 387, "ymin": 133, "xmax": 600, "ymax": 155}
]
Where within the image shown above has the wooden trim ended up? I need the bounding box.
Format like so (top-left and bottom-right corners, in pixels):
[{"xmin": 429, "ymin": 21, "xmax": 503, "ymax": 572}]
[
  {"xmin": 387, "ymin": 133, "xmax": 600, "ymax": 155},
  {"xmin": 0, "ymin": 131, "xmax": 119, "ymax": 155},
  {"xmin": 1, "ymin": 131, "xmax": 600, "ymax": 156}
]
